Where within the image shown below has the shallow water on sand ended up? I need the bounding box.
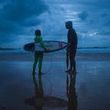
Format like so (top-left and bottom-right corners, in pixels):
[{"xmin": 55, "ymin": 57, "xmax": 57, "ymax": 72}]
[{"xmin": 0, "ymin": 58, "xmax": 110, "ymax": 110}]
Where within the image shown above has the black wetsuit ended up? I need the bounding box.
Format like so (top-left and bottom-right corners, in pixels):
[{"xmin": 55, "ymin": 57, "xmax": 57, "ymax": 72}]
[
  {"xmin": 67, "ymin": 28, "xmax": 77, "ymax": 56},
  {"xmin": 67, "ymin": 28, "xmax": 77, "ymax": 70}
]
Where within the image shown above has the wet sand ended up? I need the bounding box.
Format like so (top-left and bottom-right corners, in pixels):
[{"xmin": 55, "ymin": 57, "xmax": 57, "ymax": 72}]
[{"xmin": 0, "ymin": 51, "xmax": 110, "ymax": 110}]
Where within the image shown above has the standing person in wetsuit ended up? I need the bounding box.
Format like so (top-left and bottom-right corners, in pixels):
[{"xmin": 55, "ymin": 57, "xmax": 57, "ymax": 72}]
[
  {"xmin": 65, "ymin": 21, "xmax": 78, "ymax": 72},
  {"xmin": 32, "ymin": 29, "xmax": 47, "ymax": 75}
]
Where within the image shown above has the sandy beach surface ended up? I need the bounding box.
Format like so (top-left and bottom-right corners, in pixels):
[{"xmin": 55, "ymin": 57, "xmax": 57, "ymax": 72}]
[{"xmin": 0, "ymin": 50, "xmax": 110, "ymax": 110}]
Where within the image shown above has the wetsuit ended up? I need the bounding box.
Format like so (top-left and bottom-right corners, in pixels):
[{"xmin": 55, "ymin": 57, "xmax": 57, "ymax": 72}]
[
  {"xmin": 67, "ymin": 28, "xmax": 77, "ymax": 70},
  {"xmin": 34, "ymin": 36, "xmax": 46, "ymax": 50},
  {"xmin": 33, "ymin": 35, "xmax": 46, "ymax": 75}
]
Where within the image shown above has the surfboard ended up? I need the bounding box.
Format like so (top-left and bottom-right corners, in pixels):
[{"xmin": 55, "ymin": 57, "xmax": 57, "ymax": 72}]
[{"xmin": 24, "ymin": 41, "xmax": 67, "ymax": 53}]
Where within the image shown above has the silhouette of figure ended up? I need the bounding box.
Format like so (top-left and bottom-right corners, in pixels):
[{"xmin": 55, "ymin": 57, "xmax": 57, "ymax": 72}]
[
  {"xmin": 65, "ymin": 21, "xmax": 78, "ymax": 72},
  {"xmin": 66, "ymin": 60, "xmax": 77, "ymax": 110},
  {"xmin": 32, "ymin": 29, "xmax": 47, "ymax": 75}
]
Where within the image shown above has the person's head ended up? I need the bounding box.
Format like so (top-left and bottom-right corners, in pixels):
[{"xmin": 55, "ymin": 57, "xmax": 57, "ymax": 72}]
[
  {"xmin": 65, "ymin": 21, "xmax": 73, "ymax": 29},
  {"xmin": 35, "ymin": 29, "xmax": 41, "ymax": 36}
]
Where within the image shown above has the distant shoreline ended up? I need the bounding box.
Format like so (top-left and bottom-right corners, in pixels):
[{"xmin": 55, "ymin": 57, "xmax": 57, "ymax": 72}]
[
  {"xmin": 0, "ymin": 50, "xmax": 110, "ymax": 61},
  {"xmin": 0, "ymin": 46, "xmax": 110, "ymax": 54},
  {"xmin": 0, "ymin": 46, "xmax": 110, "ymax": 50}
]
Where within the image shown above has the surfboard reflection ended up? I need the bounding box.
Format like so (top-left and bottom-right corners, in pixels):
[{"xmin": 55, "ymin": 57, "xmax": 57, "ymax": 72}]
[{"xmin": 66, "ymin": 60, "xmax": 78, "ymax": 110}]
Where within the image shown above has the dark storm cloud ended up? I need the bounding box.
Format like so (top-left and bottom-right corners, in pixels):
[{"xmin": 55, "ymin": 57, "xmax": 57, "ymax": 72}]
[
  {"xmin": 3, "ymin": 0, "xmax": 46, "ymax": 21},
  {"xmin": 103, "ymin": 20, "xmax": 110, "ymax": 27},
  {"xmin": 0, "ymin": 0, "xmax": 47, "ymax": 36},
  {"xmin": 78, "ymin": 11, "xmax": 88, "ymax": 21}
]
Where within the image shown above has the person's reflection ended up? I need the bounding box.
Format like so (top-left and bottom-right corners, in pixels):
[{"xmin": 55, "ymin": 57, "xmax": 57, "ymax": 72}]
[
  {"xmin": 25, "ymin": 71, "xmax": 68, "ymax": 109},
  {"xmin": 66, "ymin": 60, "xmax": 77, "ymax": 110},
  {"xmin": 25, "ymin": 72, "xmax": 44, "ymax": 110}
]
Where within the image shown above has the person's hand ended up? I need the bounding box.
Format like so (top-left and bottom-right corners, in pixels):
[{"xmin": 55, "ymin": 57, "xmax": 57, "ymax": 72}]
[{"xmin": 45, "ymin": 48, "xmax": 50, "ymax": 51}]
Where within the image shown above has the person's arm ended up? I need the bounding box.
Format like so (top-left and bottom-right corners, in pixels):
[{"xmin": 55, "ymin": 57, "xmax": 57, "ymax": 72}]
[{"xmin": 39, "ymin": 37, "xmax": 47, "ymax": 50}]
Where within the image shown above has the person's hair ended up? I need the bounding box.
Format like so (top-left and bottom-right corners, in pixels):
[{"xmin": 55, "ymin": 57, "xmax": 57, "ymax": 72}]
[
  {"xmin": 35, "ymin": 29, "xmax": 41, "ymax": 36},
  {"xmin": 65, "ymin": 21, "xmax": 73, "ymax": 28}
]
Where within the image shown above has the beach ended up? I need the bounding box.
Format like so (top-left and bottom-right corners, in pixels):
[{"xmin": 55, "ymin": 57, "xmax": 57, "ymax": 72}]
[
  {"xmin": 0, "ymin": 0, "xmax": 110, "ymax": 109},
  {"xmin": 0, "ymin": 50, "xmax": 110, "ymax": 110}
]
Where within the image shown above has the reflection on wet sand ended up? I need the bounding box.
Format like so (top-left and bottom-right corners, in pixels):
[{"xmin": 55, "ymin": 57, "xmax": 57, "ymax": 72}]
[
  {"xmin": 66, "ymin": 60, "xmax": 77, "ymax": 110},
  {"xmin": 25, "ymin": 60, "xmax": 77, "ymax": 110},
  {"xmin": 25, "ymin": 71, "xmax": 67, "ymax": 109},
  {"xmin": 25, "ymin": 73, "xmax": 44, "ymax": 110}
]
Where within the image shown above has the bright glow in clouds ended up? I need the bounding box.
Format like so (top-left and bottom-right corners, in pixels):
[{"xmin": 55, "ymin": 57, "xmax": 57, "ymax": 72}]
[{"xmin": 0, "ymin": 0, "xmax": 110, "ymax": 48}]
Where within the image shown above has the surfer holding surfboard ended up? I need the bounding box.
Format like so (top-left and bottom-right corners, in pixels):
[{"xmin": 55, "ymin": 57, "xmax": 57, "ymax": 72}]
[
  {"xmin": 65, "ymin": 21, "xmax": 78, "ymax": 72},
  {"xmin": 32, "ymin": 29, "xmax": 47, "ymax": 75},
  {"xmin": 24, "ymin": 29, "xmax": 67, "ymax": 74}
]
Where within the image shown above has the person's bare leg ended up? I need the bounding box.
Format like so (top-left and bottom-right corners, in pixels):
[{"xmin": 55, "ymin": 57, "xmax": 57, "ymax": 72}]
[
  {"xmin": 38, "ymin": 53, "xmax": 43, "ymax": 75},
  {"xmin": 32, "ymin": 53, "xmax": 39, "ymax": 75}
]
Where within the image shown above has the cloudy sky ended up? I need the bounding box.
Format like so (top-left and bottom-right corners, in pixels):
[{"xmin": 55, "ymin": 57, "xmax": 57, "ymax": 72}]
[
  {"xmin": 0, "ymin": 0, "xmax": 110, "ymax": 48},
  {"xmin": 0, "ymin": 0, "xmax": 47, "ymax": 36}
]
